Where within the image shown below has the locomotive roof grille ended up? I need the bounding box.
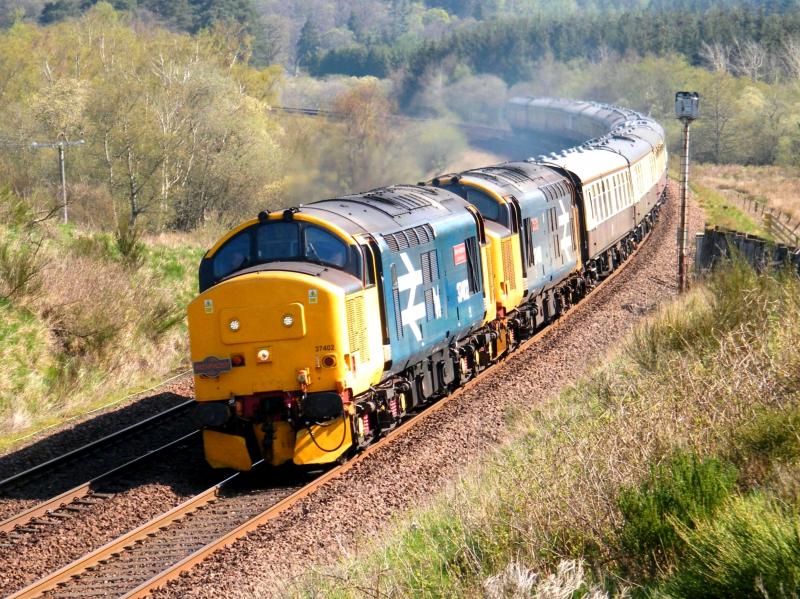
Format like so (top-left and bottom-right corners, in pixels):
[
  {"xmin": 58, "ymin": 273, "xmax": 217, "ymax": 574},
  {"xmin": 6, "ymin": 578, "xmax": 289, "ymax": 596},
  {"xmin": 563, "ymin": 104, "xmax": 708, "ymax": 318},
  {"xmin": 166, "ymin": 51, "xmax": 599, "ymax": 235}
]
[
  {"xmin": 483, "ymin": 166, "xmax": 532, "ymax": 185},
  {"xmin": 362, "ymin": 192, "xmax": 432, "ymax": 211},
  {"xmin": 382, "ymin": 224, "xmax": 435, "ymax": 252}
]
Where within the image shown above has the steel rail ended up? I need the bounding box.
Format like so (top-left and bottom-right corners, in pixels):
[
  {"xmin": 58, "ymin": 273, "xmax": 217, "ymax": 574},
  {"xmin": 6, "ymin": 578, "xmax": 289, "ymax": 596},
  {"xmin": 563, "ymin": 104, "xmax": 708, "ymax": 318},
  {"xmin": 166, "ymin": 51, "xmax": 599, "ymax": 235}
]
[
  {"xmin": 0, "ymin": 400, "xmax": 196, "ymax": 493},
  {"xmin": 0, "ymin": 430, "xmax": 201, "ymax": 535},
  {"xmin": 8, "ymin": 467, "xmax": 250, "ymax": 599},
  {"xmin": 12, "ymin": 194, "xmax": 666, "ymax": 599}
]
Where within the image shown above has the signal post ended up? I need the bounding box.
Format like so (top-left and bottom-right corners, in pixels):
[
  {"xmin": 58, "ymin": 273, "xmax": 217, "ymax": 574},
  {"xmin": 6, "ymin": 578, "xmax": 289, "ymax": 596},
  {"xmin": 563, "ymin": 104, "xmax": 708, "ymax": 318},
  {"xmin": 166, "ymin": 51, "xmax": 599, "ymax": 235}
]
[{"xmin": 675, "ymin": 92, "xmax": 699, "ymax": 293}]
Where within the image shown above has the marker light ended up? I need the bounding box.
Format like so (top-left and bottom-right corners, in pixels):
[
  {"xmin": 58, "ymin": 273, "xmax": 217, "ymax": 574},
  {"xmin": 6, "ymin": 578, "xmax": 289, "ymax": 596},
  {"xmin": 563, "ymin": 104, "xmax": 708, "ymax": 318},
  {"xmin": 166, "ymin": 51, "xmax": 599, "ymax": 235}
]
[
  {"xmin": 229, "ymin": 319, "xmax": 240, "ymax": 331},
  {"xmin": 282, "ymin": 314, "xmax": 294, "ymax": 327},
  {"xmin": 257, "ymin": 348, "xmax": 270, "ymax": 362}
]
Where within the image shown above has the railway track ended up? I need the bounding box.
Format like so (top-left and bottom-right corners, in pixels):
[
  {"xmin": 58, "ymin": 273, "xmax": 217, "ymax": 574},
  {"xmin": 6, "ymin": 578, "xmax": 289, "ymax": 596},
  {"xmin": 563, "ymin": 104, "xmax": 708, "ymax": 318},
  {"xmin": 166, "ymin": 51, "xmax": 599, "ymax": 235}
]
[
  {"xmin": 0, "ymin": 431, "xmax": 201, "ymax": 539},
  {"xmin": 9, "ymin": 194, "xmax": 665, "ymax": 599},
  {"xmin": 0, "ymin": 400, "xmax": 197, "ymax": 524}
]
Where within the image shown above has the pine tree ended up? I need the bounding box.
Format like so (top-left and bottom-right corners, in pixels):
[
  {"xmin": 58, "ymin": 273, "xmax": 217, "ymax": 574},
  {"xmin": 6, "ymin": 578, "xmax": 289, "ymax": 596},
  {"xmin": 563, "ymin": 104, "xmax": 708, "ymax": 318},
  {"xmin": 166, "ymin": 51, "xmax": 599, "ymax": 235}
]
[{"xmin": 296, "ymin": 17, "xmax": 321, "ymax": 74}]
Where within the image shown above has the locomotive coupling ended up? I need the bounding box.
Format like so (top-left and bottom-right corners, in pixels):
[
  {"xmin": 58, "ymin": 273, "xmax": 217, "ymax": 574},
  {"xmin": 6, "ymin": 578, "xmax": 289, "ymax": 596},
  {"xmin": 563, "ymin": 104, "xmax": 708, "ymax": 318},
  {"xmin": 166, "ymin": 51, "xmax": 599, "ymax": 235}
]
[{"xmin": 192, "ymin": 402, "xmax": 230, "ymax": 427}]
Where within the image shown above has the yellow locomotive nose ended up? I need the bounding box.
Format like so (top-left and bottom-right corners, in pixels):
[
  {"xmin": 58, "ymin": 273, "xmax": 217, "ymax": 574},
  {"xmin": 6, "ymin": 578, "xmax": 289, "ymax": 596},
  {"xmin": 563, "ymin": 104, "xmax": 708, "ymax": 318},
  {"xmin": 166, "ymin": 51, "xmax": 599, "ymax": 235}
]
[
  {"xmin": 188, "ymin": 271, "xmax": 347, "ymax": 401},
  {"xmin": 188, "ymin": 265, "xmax": 385, "ymax": 470}
]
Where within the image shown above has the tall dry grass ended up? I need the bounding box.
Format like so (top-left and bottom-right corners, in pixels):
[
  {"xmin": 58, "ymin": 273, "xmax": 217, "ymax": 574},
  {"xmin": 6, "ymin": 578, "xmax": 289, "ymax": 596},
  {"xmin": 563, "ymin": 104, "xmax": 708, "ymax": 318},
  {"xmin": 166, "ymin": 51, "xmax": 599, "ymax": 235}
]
[
  {"xmin": 0, "ymin": 208, "xmax": 206, "ymax": 442},
  {"xmin": 289, "ymin": 262, "xmax": 800, "ymax": 598},
  {"xmin": 693, "ymin": 163, "xmax": 800, "ymax": 222}
]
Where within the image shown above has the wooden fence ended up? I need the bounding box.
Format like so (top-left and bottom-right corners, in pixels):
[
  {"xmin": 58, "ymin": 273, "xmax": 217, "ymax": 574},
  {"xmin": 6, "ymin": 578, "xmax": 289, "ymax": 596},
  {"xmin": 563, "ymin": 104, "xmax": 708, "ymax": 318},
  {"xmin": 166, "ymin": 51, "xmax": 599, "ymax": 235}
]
[{"xmin": 725, "ymin": 193, "xmax": 800, "ymax": 247}]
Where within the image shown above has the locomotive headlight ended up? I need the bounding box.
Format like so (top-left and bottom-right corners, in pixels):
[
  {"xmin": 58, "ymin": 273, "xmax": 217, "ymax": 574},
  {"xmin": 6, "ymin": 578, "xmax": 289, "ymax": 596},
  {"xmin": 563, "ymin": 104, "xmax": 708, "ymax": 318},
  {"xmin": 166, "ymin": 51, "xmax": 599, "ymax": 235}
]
[
  {"xmin": 229, "ymin": 319, "xmax": 240, "ymax": 332},
  {"xmin": 282, "ymin": 314, "xmax": 294, "ymax": 327}
]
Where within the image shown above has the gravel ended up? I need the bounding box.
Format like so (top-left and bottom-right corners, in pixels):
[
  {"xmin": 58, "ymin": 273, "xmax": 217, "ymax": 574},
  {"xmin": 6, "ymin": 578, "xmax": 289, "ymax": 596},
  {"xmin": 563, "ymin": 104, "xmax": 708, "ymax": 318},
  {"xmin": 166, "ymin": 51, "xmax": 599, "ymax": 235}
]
[
  {"xmin": 0, "ymin": 441, "xmax": 217, "ymax": 597},
  {"xmin": 153, "ymin": 182, "xmax": 705, "ymax": 598},
  {"xmin": 0, "ymin": 374, "xmax": 194, "ymax": 476}
]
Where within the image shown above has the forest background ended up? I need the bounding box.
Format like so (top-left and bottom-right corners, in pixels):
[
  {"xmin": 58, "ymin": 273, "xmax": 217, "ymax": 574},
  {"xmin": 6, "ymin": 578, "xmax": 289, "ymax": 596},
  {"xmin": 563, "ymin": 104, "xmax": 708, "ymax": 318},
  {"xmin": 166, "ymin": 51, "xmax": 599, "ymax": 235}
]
[{"xmin": 1, "ymin": 0, "xmax": 799, "ymax": 438}]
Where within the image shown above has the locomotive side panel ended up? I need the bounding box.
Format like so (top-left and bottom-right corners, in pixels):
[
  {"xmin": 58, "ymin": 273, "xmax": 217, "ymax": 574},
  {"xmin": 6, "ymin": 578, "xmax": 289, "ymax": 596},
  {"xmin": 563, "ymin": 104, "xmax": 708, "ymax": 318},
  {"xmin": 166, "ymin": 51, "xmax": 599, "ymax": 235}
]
[{"xmin": 375, "ymin": 212, "xmax": 486, "ymax": 373}]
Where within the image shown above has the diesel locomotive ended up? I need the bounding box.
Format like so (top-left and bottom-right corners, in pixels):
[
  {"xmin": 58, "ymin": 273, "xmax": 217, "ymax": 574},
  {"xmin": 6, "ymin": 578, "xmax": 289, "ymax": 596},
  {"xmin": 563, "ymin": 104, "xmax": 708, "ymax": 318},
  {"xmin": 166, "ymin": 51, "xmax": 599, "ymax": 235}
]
[{"xmin": 187, "ymin": 97, "xmax": 668, "ymax": 471}]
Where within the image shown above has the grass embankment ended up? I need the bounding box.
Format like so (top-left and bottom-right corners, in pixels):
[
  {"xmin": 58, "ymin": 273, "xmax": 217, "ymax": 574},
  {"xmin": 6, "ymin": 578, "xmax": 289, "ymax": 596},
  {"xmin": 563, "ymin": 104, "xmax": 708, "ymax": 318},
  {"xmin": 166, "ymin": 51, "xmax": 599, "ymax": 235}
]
[
  {"xmin": 0, "ymin": 191, "xmax": 210, "ymax": 450},
  {"xmin": 295, "ymin": 263, "xmax": 800, "ymax": 597},
  {"xmin": 689, "ymin": 180, "xmax": 771, "ymax": 238}
]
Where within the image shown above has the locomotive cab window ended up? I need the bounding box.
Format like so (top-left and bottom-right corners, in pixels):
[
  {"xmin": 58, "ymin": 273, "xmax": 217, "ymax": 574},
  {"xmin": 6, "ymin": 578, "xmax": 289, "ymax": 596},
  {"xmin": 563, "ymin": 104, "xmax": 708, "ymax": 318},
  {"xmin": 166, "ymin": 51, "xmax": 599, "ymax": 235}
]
[
  {"xmin": 303, "ymin": 225, "xmax": 348, "ymax": 268},
  {"xmin": 202, "ymin": 220, "xmax": 362, "ymax": 291},
  {"xmin": 212, "ymin": 231, "xmax": 251, "ymax": 280},
  {"xmin": 441, "ymin": 184, "xmax": 510, "ymax": 228}
]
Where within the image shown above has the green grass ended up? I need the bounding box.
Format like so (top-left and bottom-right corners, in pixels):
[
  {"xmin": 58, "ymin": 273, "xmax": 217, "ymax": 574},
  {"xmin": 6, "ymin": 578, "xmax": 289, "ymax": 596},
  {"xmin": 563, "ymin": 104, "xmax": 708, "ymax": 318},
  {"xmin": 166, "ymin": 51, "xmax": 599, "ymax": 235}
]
[
  {"xmin": 663, "ymin": 494, "xmax": 800, "ymax": 598},
  {"xmin": 287, "ymin": 263, "xmax": 800, "ymax": 598},
  {"xmin": 0, "ymin": 216, "xmax": 208, "ymax": 449},
  {"xmin": 617, "ymin": 453, "xmax": 738, "ymax": 579},
  {"xmin": 691, "ymin": 181, "xmax": 772, "ymax": 238}
]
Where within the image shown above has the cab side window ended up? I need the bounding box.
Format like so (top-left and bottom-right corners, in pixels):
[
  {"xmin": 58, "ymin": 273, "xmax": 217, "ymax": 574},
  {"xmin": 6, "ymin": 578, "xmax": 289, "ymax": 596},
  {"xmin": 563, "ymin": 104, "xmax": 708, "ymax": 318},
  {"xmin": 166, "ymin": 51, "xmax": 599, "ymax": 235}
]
[
  {"xmin": 213, "ymin": 231, "xmax": 251, "ymax": 280},
  {"xmin": 305, "ymin": 225, "xmax": 348, "ymax": 268}
]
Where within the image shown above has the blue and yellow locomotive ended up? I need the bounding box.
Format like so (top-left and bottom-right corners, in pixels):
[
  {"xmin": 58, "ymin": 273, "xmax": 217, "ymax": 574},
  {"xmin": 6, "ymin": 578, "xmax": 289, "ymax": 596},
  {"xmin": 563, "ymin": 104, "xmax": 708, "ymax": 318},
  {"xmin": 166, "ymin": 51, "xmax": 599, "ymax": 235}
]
[{"xmin": 187, "ymin": 98, "xmax": 667, "ymax": 470}]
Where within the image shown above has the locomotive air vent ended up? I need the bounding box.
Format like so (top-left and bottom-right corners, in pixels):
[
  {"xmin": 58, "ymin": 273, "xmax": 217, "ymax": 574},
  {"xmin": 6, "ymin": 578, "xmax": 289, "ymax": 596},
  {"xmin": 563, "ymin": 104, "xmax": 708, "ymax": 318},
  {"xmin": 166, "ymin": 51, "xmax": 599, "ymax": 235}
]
[
  {"xmin": 345, "ymin": 295, "xmax": 369, "ymax": 362},
  {"xmin": 501, "ymin": 239, "xmax": 516, "ymax": 291},
  {"xmin": 382, "ymin": 224, "xmax": 434, "ymax": 252}
]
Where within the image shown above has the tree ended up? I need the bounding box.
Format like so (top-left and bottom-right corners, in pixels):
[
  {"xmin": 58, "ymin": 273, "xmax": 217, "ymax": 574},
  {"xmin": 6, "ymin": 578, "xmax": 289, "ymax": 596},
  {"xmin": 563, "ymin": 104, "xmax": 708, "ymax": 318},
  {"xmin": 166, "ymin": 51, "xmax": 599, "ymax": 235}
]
[
  {"xmin": 295, "ymin": 17, "xmax": 320, "ymax": 74},
  {"xmin": 782, "ymin": 37, "xmax": 800, "ymax": 79},
  {"xmin": 699, "ymin": 40, "xmax": 731, "ymax": 72},
  {"xmin": 330, "ymin": 79, "xmax": 393, "ymax": 190},
  {"xmin": 694, "ymin": 72, "xmax": 740, "ymax": 162},
  {"xmin": 38, "ymin": 0, "xmax": 81, "ymax": 24},
  {"xmin": 189, "ymin": 0, "xmax": 257, "ymax": 32},
  {"xmin": 731, "ymin": 38, "xmax": 767, "ymax": 81}
]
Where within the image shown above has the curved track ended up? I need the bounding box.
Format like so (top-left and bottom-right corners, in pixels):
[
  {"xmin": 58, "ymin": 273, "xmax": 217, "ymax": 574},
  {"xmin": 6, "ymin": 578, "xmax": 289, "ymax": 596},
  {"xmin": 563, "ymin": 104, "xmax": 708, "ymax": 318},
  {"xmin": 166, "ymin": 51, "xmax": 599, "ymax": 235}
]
[{"xmin": 9, "ymin": 192, "xmax": 665, "ymax": 599}]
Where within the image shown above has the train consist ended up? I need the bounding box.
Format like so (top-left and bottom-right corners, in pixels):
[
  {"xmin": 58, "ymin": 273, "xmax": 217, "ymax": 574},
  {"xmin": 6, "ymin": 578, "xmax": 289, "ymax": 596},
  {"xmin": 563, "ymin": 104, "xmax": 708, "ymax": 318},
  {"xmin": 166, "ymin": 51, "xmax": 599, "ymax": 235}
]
[{"xmin": 187, "ymin": 97, "xmax": 668, "ymax": 471}]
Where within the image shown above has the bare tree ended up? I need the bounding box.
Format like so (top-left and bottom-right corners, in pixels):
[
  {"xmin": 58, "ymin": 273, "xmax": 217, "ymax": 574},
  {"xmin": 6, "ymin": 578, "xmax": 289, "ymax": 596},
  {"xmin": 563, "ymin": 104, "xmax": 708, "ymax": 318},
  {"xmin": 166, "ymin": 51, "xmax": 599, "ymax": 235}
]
[
  {"xmin": 782, "ymin": 37, "xmax": 800, "ymax": 80},
  {"xmin": 699, "ymin": 41, "xmax": 730, "ymax": 73},
  {"xmin": 696, "ymin": 73, "xmax": 739, "ymax": 163},
  {"xmin": 731, "ymin": 38, "xmax": 767, "ymax": 81}
]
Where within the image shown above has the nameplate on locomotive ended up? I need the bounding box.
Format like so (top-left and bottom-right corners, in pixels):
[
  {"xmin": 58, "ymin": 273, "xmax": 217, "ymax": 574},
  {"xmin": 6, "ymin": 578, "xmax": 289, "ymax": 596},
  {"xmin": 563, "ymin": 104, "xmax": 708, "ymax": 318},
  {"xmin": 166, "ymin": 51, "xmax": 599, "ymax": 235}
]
[{"xmin": 193, "ymin": 356, "xmax": 233, "ymax": 378}]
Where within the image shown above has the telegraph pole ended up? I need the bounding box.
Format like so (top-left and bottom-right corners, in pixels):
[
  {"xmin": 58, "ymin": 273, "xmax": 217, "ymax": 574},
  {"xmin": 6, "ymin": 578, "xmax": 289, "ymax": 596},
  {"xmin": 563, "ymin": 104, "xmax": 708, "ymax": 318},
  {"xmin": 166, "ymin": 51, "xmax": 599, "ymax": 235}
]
[
  {"xmin": 675, "ymin": 92, "xmax": 699, "ymax": 293},
  {"xmin": 31, "ymin": 138, "xmax": 85, "ymax": 224}
]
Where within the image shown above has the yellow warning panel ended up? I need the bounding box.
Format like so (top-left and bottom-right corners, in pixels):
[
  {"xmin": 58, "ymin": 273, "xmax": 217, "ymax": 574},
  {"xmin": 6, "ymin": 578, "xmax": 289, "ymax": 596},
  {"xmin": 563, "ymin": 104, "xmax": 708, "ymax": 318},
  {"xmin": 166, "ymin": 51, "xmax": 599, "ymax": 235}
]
[
  {"xmin": 253, "ymin": 421, "xmax": 296, "ymax": 467},
  {"xmin": 293, "ymin": 417, "xmax": 352, "ymax": 465},
  {"xmin": 203, "ymin": 429, "xmax": 253, "ymax": 471}
]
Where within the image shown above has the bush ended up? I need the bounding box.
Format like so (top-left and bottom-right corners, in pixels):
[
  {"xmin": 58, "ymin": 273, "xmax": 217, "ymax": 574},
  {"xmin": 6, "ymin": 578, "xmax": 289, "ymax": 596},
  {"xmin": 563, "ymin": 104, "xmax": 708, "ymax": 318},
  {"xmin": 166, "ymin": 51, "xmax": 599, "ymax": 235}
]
[
  {"xmin": 617, "ymin": 452, "xmax": 738, "ymax": 578},
  {"xmin": 627, "ymin": 260, "xmax": 800, "ymax": 372},
  {"xmin": 663, "ymin": 494, "xmax": 800, "ymax": 598},
  {"xmin": 115, "ymin": 223, "xmax": 145, "ymax": 268},
  {"xmin": 0, "ymin": 235, "xmax": 44, "ymax": 301},
  {"xmin": 735, "ymin": 408, "xmax": 800, "ymax": 466}
]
